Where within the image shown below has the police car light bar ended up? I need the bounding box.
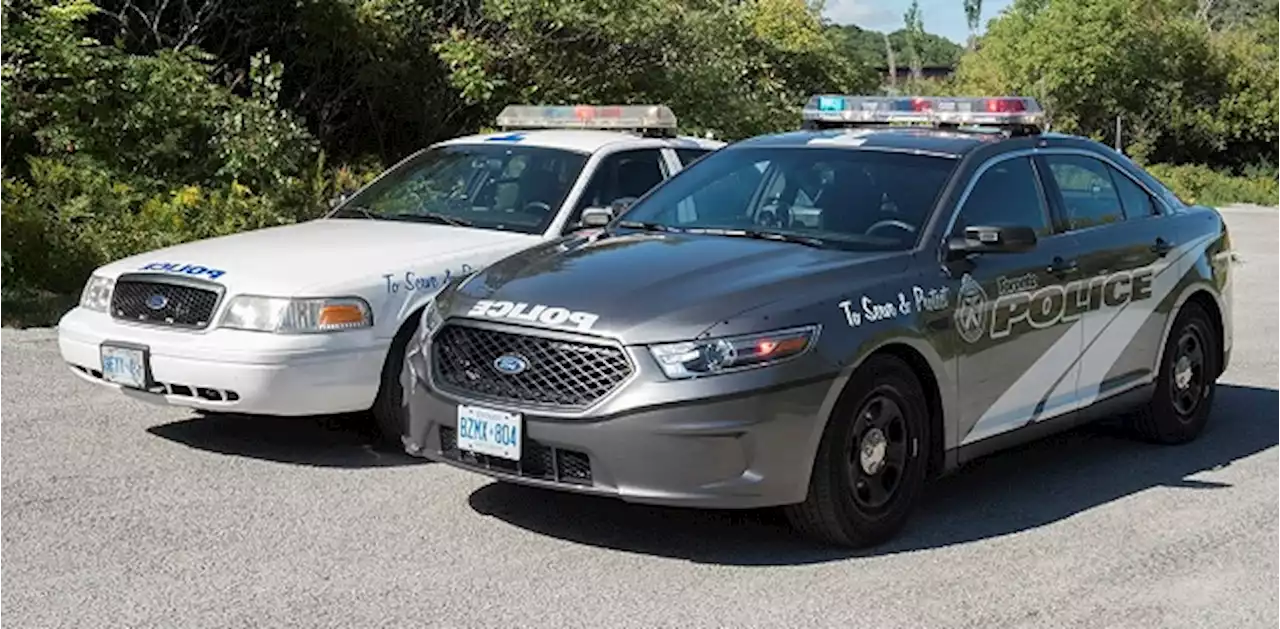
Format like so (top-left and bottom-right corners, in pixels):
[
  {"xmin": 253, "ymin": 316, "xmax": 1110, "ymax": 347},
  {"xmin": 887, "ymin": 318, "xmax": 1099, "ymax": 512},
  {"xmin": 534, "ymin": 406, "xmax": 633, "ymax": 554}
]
[
  {"xmin": 496, "ymin": 105, "xmax": 678, "ymax": 134},
  {"xmin": 802, "ymin": 95, "xmax": 1045, "ymax": 132}
]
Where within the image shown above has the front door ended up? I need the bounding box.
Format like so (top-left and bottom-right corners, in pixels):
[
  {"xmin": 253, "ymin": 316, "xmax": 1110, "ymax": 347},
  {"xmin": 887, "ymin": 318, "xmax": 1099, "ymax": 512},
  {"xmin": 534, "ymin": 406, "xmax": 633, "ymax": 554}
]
[{"xmin": 944, "ymin": 155, "xmax": 1085, "ymax": 447}]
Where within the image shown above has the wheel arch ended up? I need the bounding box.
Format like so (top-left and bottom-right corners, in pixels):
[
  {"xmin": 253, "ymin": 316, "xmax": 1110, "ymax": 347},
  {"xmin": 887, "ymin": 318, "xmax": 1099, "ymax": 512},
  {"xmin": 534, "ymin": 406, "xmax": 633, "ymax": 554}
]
[
  {"xmin": 374, "ymin": 302, "xmax": 428, "ymax": 399},
  {"xmin": 1158, "ymin": 285, "xmax": 1227, "ymax": 380},
  {"xmin": 812, "ymin": 337, "xmax": 951, "ymax": 485}
]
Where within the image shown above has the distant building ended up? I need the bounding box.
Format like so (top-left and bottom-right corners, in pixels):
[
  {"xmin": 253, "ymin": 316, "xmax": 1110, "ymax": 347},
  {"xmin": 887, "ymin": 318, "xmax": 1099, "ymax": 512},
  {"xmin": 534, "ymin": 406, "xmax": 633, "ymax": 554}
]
[{"xmin": 874, "ymin": 65, "xmax": 956, "ymax": 81}]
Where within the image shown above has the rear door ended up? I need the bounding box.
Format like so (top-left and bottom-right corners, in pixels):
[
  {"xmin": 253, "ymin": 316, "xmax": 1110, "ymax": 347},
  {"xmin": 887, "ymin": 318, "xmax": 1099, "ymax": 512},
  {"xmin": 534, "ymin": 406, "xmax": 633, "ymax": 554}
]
[
  {"xmin": 1038, "ymin": 152, "xmax": 1175, "ymax": 408},
  {"xmin": 946, "ymin": 155, "xmax": 1086, "ymax": 447}
]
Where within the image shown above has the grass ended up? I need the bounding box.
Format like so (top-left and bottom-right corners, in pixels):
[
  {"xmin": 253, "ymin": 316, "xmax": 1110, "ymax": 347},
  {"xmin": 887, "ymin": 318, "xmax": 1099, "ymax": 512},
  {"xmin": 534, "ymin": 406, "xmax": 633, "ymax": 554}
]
[{"xmin": 2, "ymin": 288, "xmax": 78, "ymax": 328}]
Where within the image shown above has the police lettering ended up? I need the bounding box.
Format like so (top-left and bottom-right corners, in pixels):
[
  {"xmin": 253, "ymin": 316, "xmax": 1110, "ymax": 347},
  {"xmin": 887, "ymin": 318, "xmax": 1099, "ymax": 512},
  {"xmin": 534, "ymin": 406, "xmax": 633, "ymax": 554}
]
[
  {"xmin": 467, "ymin": 300, "xmax": 600, "ymax": 331},
  {"xmin": 140, "ymin": 261, "xmax": 226, "ymax": 280},
  {"xmin": 990, "ymin": 267, "xmax": 1155, "ymax": 338}
]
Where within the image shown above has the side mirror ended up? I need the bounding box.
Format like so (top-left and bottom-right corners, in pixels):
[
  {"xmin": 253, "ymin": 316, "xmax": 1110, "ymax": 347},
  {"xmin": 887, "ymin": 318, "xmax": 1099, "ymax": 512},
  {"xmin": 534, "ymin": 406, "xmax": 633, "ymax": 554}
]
[
  {"xmin": 579, "ymin": 207, "xmax": 615, "ymax": 228},
  {"xmin": 328, "ymin": 192, "xmax": 352, "ymax": 210},
  {"xmin": 947, "ymin": 225, "xmax": 1038, "ymax": 260}
]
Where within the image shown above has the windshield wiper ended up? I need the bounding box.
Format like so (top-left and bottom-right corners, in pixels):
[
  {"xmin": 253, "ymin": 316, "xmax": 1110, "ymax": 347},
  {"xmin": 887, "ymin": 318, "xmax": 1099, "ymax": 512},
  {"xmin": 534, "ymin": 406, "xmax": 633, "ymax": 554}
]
[
  {"xmin": 615, "ymin": 220, "xmax": 680, "ymax": 233},
  {"xmin": 330, "ymin": 205, "xmax": 379, "ymax": 220},
  {"xmin": 391, "ymin": 212, "xmax": 474, "ymax": 227},
  {"xmin": 684, "ymin": 227, "xmax": 829, "ymax": 249}
]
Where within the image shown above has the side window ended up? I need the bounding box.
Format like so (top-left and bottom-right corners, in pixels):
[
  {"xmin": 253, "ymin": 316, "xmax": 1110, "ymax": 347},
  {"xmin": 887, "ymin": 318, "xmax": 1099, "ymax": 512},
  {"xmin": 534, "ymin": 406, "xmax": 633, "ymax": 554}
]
[
  {"xmin": 566, "ymin": 149, "xmax": 667, "ymax": 230},
  {"xmin": 956, "ymin": 157, "xmax": 1052, "ymax": 237},
  {"xmin": 675, "ymin": 148, "xmax": 713, "ymax": 166},
  {"xmin": 1044, "ymin": 155, "xmax": 1126, "ymax": 229},
  {"xmin": 1108, "ymin": 167, "xmax": 1159, "ymax": 219}
]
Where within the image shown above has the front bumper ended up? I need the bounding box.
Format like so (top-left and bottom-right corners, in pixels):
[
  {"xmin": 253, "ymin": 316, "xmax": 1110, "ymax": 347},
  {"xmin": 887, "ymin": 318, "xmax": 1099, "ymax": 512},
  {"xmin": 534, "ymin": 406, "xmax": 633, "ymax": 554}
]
[
  {"xmin": 58, "ymin": 307, "xmax": 386, "ymax": 416},
  {"xmin": 403, "ymin": 350, "xmax": 836, "ymax": 509}
]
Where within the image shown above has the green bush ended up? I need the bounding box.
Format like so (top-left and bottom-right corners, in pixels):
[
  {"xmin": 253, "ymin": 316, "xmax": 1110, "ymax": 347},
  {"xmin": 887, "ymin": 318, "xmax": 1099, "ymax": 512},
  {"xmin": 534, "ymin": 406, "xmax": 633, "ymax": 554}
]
[
  {"xmin": 1, "ymin": 154, "xmax": 382, "ymax": 298},
  {"xmin": 1144, "ymin": 163, "xmax": 1278, "ymax": 207}
]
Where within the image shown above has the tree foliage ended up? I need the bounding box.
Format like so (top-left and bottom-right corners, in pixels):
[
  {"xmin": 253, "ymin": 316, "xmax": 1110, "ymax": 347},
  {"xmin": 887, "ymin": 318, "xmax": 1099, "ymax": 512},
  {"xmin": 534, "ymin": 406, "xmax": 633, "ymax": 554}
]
[
  {"xmin": 955, "ymin": 0, "xmax": 1277, "ymax": 169},
  {"xmin": 827, "ymin": 23, "xmax": 964, "ymax": 69}
]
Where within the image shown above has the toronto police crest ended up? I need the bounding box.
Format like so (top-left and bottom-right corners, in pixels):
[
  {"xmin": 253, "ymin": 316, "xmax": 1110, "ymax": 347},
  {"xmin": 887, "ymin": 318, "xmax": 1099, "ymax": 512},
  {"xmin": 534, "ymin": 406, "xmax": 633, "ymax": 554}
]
[{"xmin": 954, "ymin": 273, "xmax": 988, "ymax": 344}]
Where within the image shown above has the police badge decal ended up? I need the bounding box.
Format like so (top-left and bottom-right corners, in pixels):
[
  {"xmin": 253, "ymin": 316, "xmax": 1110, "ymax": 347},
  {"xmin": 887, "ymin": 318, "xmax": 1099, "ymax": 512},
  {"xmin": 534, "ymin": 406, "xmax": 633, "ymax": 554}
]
[{"xmin": 954, "ymin": 273, "xmax": 988, "ymax": 344}]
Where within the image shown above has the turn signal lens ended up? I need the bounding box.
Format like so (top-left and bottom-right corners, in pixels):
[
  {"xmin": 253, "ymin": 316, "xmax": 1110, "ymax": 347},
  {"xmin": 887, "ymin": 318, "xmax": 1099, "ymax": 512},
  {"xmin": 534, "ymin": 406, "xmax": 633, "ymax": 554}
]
[{"xmin": 319, "ymin": 304, "xmax": 367, "ymax": 326}]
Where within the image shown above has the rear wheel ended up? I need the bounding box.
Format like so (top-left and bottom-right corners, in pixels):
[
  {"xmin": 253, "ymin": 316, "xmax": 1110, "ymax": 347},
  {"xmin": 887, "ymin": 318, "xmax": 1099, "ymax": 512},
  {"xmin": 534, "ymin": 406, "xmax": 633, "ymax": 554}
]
[
  {"xmin": 785, "ymin": 354, "xmax": 929, "ymax": 548},
  {"xmin": 370, "ymin": 320, "xmax": 418, "ymax": 449},
  {"xmin": 1128, "ymin": 303, "xmax": 1219, "ymax": 444}
]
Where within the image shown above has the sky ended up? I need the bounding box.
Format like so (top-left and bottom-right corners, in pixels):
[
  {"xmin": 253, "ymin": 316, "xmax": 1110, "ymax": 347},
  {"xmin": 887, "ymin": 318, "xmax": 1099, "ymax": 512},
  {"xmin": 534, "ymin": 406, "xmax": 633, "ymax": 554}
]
[{"xmin": 821, "ymin": 0, "xmax": 1015, "ymax": 43}]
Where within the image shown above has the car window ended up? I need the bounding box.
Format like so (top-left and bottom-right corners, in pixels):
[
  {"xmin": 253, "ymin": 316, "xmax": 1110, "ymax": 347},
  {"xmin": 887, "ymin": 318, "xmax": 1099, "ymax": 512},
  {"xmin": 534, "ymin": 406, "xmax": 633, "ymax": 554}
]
[
  {"xmin": 955, "ymin": 157, "xmax": 1052, "ymax": 237},
  {"xmin": 567, "ymin": 149, "xmax": 667, "ymax": 230},
  {"xmin": 675, "ymin": 148, "xmax": 714, "ymax": 166},
  {"xmin": 338, "ymin": 144, "xmax": 588, "ymax": 235},
  {"xmin": 1045, "ymin": 154, "xmax": 1126, "ymax": 229},
  {"xmin": 620, "ymin": 147, "xmax": 957, "ymax": 252},
  {"xmin": 1108, "ymin": 166, "xmax": 1159, "ymax": 219}
]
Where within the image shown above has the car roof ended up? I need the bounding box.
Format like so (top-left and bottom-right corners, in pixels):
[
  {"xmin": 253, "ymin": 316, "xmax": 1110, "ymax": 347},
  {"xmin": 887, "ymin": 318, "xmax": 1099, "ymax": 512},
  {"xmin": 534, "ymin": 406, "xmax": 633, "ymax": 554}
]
[
  {"xmin": 438, "ymin": 130, "xmax": 726, "ymax": 155},
  {"xmin": 731, "ymin": 126, "xmax": 1020, "ymax": 158}
]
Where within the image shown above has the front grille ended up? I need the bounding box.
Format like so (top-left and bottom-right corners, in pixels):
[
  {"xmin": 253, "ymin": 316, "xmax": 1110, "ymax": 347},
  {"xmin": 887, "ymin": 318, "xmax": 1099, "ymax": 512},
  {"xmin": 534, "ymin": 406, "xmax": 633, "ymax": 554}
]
[
  {"xmin": 111, "ymin": 276, "xmax": 221, "ymax": 328},
  {"xmin": 430, "ymin": 324, "xmax": 633, "ymax": 409},
  {"xmin": 439, "ymin": 426, "xmax": 592, "ymax": 485}
]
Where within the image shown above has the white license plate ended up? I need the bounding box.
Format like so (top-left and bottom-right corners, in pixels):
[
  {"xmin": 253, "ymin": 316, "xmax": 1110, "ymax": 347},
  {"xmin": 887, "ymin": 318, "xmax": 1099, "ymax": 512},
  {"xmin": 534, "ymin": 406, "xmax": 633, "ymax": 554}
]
[
  {"xmin": 456, "ymin": 405, "xmax": 522, "ymax": 461},
  {"xmin": 101, "ymin": 344, "xmax": 148, "ymax": 389}
]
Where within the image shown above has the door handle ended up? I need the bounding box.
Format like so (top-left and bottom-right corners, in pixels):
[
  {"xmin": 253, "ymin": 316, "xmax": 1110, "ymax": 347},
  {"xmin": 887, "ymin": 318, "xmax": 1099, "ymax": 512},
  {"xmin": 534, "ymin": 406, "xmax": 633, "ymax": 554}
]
[
  {"xmin": 1151, "ymin": 237, "xmax": 1174, "ymax": 257},
  {"xmin": 1048, "ymin": 257, "xmax": 1079, "ymax": 277}
]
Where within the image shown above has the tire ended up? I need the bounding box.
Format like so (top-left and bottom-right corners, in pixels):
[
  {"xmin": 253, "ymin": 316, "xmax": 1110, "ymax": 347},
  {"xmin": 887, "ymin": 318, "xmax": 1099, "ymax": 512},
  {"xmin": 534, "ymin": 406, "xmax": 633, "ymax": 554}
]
[
  {"xmin": 1127, "ymin": 302, "xmax": 1219, "ymax": 444},
  {"xmin": 785, "ymin": 354, "xmax": 930, "ymax": 548},
  {"xmin": 370, "ymin": 319, "xmax": 419, "ymax": 450}
]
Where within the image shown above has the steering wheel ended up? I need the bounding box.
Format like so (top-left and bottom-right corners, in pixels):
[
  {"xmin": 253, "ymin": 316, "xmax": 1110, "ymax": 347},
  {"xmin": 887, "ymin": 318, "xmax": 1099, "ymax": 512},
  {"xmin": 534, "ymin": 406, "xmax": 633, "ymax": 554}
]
[
  {"xmin": 865, "ymin": 219, "xmax": 917, "ymax": 237},
  {"xmin": 522, "ymin": 201, "xmax": 552, "ymax": 216},
  {"xmin": 756, "ymin": 209, "xmax": 784, "ymax": 229}
]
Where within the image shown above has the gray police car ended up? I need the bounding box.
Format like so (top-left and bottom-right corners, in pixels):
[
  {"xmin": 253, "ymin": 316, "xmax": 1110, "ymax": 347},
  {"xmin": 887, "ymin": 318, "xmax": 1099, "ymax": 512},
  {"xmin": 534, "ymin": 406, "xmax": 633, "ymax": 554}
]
[{"xmin": 401, "ymin": 95, "xmax": 1234, "ymax": 547}]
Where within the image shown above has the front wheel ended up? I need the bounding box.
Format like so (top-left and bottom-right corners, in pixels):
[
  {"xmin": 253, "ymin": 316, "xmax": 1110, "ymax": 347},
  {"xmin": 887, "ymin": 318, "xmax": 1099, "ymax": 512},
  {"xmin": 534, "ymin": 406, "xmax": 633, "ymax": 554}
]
[
  {"xmin": 1127, "ymin": 302, "xmax": 1219, "ymax": 444},
  {"xmin": 785, "ymin": 354, "xmax": 930, "ymax": 548}
]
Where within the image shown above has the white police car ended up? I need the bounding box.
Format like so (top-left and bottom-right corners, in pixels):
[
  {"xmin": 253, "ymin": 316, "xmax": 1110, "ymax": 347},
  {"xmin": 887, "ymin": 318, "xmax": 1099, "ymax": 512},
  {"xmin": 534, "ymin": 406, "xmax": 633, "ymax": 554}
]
[{"xmin": 57, "ymin": 105, "xmax": 723, "ymax": 443}]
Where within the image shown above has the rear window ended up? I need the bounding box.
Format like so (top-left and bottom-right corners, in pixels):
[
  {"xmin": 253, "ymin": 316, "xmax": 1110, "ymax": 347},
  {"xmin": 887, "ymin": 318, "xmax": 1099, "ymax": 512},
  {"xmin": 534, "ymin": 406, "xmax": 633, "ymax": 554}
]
[{"xmin": 622, "ymin": 147, "xmax": 958, "ymax": 251}]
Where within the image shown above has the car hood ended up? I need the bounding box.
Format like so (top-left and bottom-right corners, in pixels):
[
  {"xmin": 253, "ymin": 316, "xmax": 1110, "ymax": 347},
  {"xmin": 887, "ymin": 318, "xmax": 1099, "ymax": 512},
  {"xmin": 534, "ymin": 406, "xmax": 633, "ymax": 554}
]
[
  {"xmin": 451, "ymin": 231, "xmax": 904, "ymax": 344},
  {"xmin": 98, "ymin": 218, "xmax": 536, "ymax": 295}
]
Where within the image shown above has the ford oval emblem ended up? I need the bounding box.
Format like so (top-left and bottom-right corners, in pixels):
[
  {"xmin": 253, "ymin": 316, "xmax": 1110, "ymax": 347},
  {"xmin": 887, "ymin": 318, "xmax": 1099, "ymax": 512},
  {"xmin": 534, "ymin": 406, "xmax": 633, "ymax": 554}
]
[
  {"xmin": 146, "ymin": 293, "xmax": 169, "ymax": 310},
  {"xmin": 493, "ymin": 354, "xmax": 529, "ymax": 375}
]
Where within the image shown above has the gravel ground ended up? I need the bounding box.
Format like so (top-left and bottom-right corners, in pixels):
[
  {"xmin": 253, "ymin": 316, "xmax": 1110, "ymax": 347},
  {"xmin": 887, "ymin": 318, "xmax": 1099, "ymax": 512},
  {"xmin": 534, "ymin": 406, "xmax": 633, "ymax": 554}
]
[{"xmin": 3, "ymin": 207, "xmax": 1276, "ymax": 629}]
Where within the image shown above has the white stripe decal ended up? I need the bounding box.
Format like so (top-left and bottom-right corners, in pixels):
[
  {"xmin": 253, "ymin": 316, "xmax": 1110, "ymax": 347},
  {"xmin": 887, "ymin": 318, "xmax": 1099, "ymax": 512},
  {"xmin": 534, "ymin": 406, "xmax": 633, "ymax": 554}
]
[{"xmin": 961, "ymin": 233, "xmax": 1217, "ymax": 446}]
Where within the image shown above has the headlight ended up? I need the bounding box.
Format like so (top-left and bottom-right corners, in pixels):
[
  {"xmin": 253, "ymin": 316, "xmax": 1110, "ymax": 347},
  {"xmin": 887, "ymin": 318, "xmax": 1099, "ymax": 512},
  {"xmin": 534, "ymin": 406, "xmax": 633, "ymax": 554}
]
[
  {"xmin": 79, "ymin": 275, "xmax": 115, "ymax": 312},
  {"xmin": 648, "ymin": 325, "xmax": 820, "ymax": 380},
  {"xmin": 219, "ymin": 295, "xmax": 373, "ymax": 333}
]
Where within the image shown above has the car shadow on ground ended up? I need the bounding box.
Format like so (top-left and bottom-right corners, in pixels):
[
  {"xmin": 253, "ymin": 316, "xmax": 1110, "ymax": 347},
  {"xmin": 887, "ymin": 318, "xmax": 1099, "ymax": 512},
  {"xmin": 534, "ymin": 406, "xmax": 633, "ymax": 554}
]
[
  {"xmin": 147, "ymin": 411, "xmax": 428, "ymax": 468},
  {"xmin": 466, "ymin": 384, "xmax": 1278, "ymax": 566}
]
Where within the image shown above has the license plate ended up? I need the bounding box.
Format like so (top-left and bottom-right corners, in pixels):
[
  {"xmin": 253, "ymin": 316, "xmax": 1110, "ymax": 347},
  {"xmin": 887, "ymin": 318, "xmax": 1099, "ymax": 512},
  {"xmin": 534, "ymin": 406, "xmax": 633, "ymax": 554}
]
[
  {"xmin": 456, "ymin": 405, "xmax": 522, "ymax": 461},
  {"xmin": 100, "ymin": 344, "xmax": 148, "ymax": 389}
]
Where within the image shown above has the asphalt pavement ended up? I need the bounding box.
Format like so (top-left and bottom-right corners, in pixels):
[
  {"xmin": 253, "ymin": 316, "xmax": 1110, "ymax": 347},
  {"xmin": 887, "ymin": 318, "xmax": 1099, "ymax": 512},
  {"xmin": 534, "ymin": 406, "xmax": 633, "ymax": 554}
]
[{"xmin": 3, "ymin": 206, "xmax": 1277, "ymax": 629}]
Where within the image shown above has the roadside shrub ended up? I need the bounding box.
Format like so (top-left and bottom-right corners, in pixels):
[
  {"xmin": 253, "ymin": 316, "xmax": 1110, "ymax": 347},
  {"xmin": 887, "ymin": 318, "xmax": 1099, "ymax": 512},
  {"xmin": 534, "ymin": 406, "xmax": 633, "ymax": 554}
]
[
  {"xmin": 2, "ymin": 154, "xmax": 385, "ymax": 296},
  {"xmin": 1144, "ymin": 163, "xmax": 1279, "ymax": 207}
]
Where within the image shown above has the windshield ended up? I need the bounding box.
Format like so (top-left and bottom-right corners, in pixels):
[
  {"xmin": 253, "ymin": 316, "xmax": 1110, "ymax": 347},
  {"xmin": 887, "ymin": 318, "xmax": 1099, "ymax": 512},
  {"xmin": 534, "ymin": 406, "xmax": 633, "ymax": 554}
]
[
  {"xmin": 617, "ymin": 147, "xmax": 958, "ymax": 251},
  {"xmin": 334, "ymin": 144, "xmax": 589, "ymax": 235}
]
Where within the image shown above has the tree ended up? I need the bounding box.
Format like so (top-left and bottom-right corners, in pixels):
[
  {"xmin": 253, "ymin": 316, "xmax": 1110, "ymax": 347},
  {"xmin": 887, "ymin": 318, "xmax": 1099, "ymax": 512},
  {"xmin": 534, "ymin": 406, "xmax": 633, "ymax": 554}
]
[
  {"xmin": 903, "ymin": 0, "xmax": 924, "ymax": 81},
  {"xmin": 963, "ymin": 0, "xmax": 982, "ymax": 48},
  {"xmin": 955, "ymin": 0, "xmax": 1277, "ymax": 169}
]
